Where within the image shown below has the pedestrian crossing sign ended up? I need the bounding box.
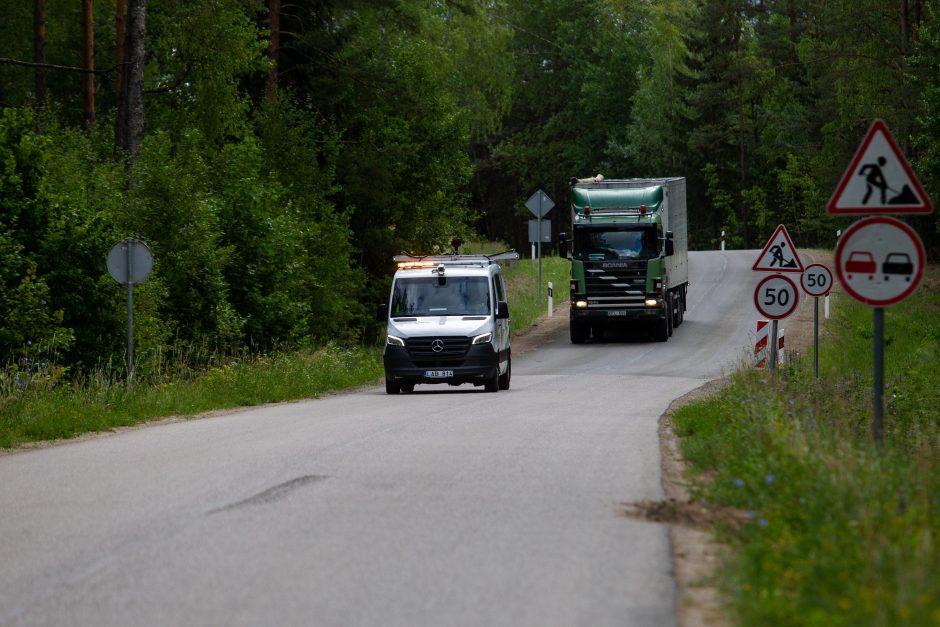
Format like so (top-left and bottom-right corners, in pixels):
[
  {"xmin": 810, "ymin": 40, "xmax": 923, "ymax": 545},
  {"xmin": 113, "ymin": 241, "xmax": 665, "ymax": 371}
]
[
  {"xmin": 753, "ymin": 224, "xmax": 804, "ymax": 273},
  {"xmin": 827, "ymin": 119, "xmax": 933, "ymax": 215}
]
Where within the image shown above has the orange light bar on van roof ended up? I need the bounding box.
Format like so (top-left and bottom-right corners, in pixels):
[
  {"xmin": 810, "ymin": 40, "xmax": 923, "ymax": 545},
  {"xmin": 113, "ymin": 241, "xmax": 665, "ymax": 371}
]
[{"xmin": 397, "ymin": 261, "xmax": 438, "ymax": 269}]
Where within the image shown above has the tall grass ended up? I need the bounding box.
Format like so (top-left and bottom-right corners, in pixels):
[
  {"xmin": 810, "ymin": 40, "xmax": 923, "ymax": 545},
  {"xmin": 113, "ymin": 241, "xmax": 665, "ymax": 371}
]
[{"xmin": 672, "ymin": 268, "xmax": 940, "ymax": 626}]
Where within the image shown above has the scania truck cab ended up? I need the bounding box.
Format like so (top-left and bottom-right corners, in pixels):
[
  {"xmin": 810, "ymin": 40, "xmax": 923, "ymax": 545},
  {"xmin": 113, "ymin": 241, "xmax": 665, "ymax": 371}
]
[{"xmin": 378, "ymin": 248, "xmax": 518, "ymax": 394}]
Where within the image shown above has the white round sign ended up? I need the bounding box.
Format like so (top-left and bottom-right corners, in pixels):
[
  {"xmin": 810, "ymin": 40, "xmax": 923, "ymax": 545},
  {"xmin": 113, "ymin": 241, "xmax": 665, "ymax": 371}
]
[
  {"xmin": 800, "ymin": 263, "xmax": 833, "ymax": 297},
  {"xmin": 107, "ymin": 239, "xmax": 153, "ymax": 285},
  {"xmin": 834, "ymin": 216, "xmax": 925, "ymax": 306},
  {"xmin": 754, "ymin": 274, "xmax": 799, "ymax": 320}
]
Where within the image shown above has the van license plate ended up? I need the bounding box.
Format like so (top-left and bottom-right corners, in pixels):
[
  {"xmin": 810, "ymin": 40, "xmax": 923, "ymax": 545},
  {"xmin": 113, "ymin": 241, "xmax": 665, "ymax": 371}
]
[
  {"xmin": 425, "ymin": 370, "xmax": 453, "ymax": 378},
  {"xmin": 607, "ymin": 310, "xmax": 627, "ymax": 317}
]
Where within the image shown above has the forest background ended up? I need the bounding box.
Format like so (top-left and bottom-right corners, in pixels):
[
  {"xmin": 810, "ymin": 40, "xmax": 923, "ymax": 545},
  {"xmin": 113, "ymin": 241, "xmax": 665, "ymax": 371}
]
[{"xmin": 1, "ymin": 0, "xmax": 938, "ymax": 378}]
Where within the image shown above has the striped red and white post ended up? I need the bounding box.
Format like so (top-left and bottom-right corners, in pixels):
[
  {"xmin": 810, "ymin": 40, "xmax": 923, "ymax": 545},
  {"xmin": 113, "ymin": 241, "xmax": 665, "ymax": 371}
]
[{"xmin": 755, "ymin": 320, "xmax": 770, "ymax": 368}]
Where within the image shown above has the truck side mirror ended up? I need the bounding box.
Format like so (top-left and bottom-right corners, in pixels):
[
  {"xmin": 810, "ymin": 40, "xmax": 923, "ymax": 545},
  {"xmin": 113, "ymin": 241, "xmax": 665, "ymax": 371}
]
[
  {"xmin": 496, "ymin": 301, "xmax": 510, "ymax": 320},
  {"xmin": 665, "ymin": 231, "xmax": 675, "ymax": 257},
  {"xmin": 558, "ymin": 232, "xmax": 568, "ymax": 258},
  {"xmin": 376, "ymin": 303, "xmax": 388, "ymax": 322}
]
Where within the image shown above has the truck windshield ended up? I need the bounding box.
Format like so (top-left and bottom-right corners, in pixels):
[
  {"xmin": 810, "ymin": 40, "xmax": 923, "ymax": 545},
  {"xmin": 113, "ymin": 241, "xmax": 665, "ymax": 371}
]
[
  {"xmin": 573, "ymin": 227, "xmax": 659, "ymax": 261},
  {"xmin": 390, "ymin": 276, "xmax": 491, "ymax": 317}
]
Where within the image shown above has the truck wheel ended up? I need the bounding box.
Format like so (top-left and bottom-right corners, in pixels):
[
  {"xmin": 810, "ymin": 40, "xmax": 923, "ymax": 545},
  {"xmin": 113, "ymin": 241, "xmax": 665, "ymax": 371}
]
[
  {"xmin": 672, "ymin": 290, "xmax": 683, "ymax": 328},
  {"xmin": 498, "ymin": 355, "xmax": 511, "ymax": 390},
  {"xmin": 653, "ymin": 295, "xmax": 671, "ymax": 342},
  {"xmin": 400, "ymin": 382, "xmax": 415, "ymax": 393},
  {"xmin": 385, "ymin": 379, "xmax": 400, "ymax": 394},
  {"xmin": 570, "ymin": 320, "xmax": 589, "ymax": 344},
  {"xmin": 667, "ymin": 294, "xmax": 674, "ymax": 337}
]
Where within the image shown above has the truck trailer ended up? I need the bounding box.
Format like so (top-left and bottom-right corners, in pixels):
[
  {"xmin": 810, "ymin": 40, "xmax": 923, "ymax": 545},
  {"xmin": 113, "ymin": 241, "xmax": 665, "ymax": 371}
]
[{"xmin": 563, "ymin": 176, "xmax": 689, "ymax": 342}]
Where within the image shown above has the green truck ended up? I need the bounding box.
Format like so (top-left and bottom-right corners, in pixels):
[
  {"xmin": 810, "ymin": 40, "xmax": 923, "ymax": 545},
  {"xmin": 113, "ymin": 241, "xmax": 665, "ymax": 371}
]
[{"xmin": 562, "ymin": 175, "xmax": 689, "ymax": 343}]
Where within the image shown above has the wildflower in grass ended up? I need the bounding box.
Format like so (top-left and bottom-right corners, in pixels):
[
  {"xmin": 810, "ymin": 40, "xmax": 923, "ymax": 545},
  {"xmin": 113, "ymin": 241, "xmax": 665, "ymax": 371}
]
[
  {"xmin": 807, "ymin": 418, "xmax": 817, "ymax": 430},
  {"xmin": 734, "ymin": 478, "xmax": 745, "ymax": 488},
  {"xmin": 765, "ymin": 474, "xmax": 775, "ymax": 485},
  {"xmin": 757, "ymin": 518, "xmax": 768, "ymax": 527}
]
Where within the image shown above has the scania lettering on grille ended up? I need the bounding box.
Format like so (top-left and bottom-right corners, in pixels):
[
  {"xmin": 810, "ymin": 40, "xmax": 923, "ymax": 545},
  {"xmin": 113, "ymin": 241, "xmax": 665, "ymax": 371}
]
[
  {"xmin": 601, "ymin": 262, "xmax": 632, "ymax": 269},
  {"xmin": 431, "ymin": 339, "xmax": 445, "ymax": 352}
]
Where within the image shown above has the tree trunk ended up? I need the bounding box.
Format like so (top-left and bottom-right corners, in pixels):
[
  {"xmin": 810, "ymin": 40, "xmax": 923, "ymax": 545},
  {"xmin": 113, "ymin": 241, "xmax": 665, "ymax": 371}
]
[
  {"xmin": 33, "ymin": 0, "xmax": 47, "ymax": 111},
  {"xmin": 82, "ymin": 0, "xmax": 95, "ymax": 126},
  {"xmin": 115, "ymin": 0, "xmax": 145, "ymax": 160},
  {"xmin": 115, "ymin": 0, "xmax": 125, "ymax": 100},
  {"xmin": 266, "ymin": 0, "xmax": 281, "ymax": 99}
]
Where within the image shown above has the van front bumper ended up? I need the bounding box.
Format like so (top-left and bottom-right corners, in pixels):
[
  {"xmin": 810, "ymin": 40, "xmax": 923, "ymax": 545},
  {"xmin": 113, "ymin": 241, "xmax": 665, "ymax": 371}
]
[{"xmin": 383, "ymin": 343, "xmax": 500, "ymax": 385}]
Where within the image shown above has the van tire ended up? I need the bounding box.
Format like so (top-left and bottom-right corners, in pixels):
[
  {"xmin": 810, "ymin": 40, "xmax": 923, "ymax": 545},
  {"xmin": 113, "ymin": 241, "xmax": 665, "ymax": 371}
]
[
  {"xmin": 385, "ymin": 379, "xmax": 400, "ymax": 394},
  {"xmin": 485, "ymin": 372, "xmax": 499, "ymax": 393},
  {"xmin": 498, "ymin": 355, "xmax": 511, "ymax": 390}
]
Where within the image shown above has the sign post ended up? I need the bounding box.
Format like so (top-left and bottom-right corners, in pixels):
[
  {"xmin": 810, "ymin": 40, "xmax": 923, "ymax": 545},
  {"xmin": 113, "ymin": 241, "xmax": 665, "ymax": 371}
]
[
  {"xmin": 753, "ymin": 274, "xmax": 799, "ymax": 371},
  {"xmin": 800, "ymin": 263, "xmax": 833, "ymax": 378},
  {"xmin": 752, "ymin": 224, "xmax": 803, "ymax": 370},
  {"xmin": 828, "ymin": 119, "xmax": 932, "ymax": 445},
  {"xmin": 833, "ymin": 216, "xmax": 926, "ymax": 443},
  {"xmin": 526, "ymin": 190, "xmax": 554, "ymax": 304},
  {"xmin": 107, "ymin": 239, "xmax": 154, "ymax": 386}
]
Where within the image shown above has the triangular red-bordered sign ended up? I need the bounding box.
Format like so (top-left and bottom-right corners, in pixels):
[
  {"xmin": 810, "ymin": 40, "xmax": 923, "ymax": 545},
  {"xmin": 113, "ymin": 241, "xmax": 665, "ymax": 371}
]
[
  {"xmin": 752, "ymin": 224, "xmax": 804, "ymax": 272},
  {"xmin": 827, "ymin": 119, "xmax": 933, "ymax": 215}
]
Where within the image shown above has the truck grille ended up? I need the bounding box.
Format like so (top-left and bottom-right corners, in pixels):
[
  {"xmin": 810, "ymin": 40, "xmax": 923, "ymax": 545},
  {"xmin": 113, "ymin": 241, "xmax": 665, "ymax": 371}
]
[
  {"xmin": 584, "ymin": 261, "xmax": 646, "ymax": 308},
  {"xmin": 405, "ymin": 336, "xmax": 471, "ymax": 366}
]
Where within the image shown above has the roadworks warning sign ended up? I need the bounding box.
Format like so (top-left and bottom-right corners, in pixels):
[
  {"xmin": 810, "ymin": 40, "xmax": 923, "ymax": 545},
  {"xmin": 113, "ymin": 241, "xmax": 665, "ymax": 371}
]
[{"xmin": 753, "ymin": 224, "xmax": 804, "ymax": 273}]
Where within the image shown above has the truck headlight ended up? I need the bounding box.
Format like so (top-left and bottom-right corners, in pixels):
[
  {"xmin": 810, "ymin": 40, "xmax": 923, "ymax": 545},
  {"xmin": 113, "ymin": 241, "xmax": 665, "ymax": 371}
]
[
  {"xmin": 574, "ymin": 300, "xmax": 588, "ymax": 308},
  {"xmin": 472, "ymin": 332, "xmax": 492, "ymax": 345},
  {"xmin": 645, "ymin": 298, "xmax": 660, "ymax": 307},
  {"xmin": 386, "ymin": 335, "xmax": 405, "ymax": 347}
]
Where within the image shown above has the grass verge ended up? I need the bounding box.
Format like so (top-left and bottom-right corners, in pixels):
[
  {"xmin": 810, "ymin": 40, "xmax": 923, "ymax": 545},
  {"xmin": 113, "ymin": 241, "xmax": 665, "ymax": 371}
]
[
  {"xmin": 672, "ymin": 266, "xmax": 940, "ymax": 626},
  {"xmin": 0, "ymin": 254, "xmax": 570, "ymax": 448}
]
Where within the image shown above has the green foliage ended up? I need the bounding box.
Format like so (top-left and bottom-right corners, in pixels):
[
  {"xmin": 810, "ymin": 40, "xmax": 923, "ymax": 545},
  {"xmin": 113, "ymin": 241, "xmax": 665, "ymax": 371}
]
[
  {"xmin": 501, "ymin": 255, "xmax": 572, "ymax": 333},
  {"xmin": 672, "ymin": 271, "xmax": 940, "ymax": 625}
]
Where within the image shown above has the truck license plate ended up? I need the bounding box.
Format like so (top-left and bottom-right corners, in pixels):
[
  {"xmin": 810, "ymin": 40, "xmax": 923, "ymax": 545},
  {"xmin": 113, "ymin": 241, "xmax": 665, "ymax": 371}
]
[
  {"xmin": 607, "ymin": 310, "xmax": 627, "ymax": 317},
  {"xmin": 425, "ymin": 370, "xmax": 454, "ymax": 378}
]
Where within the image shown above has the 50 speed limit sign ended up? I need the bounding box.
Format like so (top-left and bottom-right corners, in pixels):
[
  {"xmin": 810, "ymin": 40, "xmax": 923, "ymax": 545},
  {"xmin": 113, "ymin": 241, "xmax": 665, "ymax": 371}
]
[
  {"xmin": 754, "ymin": 274, "xmax": 799, "ymax": 319},
  {"xmin": 800, "ymin": 263, "xmax": 833, "ymax": 297}
]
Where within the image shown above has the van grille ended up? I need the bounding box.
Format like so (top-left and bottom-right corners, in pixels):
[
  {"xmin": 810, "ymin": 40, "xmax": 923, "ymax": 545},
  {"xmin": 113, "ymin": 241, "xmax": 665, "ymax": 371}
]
[{"xmin": 406, "ymin": 336, "xmax": 471, "ymax": 365}]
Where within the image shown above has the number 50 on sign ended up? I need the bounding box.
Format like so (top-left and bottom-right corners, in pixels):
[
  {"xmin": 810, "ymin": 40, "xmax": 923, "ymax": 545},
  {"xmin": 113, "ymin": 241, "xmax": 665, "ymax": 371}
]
[{"xmin": 754, "ymin": 274, "xmax": 799, "ymax": 319}]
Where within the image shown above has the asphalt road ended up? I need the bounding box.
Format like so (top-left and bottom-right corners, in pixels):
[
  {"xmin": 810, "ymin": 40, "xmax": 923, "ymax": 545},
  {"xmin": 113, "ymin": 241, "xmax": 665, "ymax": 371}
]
[{"xmin": 0, "ymin": 250, "xmax": 762, "ymax": 627}]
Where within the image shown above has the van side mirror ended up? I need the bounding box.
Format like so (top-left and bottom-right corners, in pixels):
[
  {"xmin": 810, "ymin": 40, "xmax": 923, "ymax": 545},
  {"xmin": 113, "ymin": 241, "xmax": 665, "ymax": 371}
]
[
  {"xmin": 377, "ymin": 304, "xmax": 388, "ymax": 322},
  {"xmin": 558, "ymin": 232, "xmax": 568, "ymax": 259},
  {"xmin": 665, "ymin": 231, "xmax": 675, "ymax": 257},
  {"xmin": 496, "ymin": 301, "xmax": 509, "ymax": 320}
]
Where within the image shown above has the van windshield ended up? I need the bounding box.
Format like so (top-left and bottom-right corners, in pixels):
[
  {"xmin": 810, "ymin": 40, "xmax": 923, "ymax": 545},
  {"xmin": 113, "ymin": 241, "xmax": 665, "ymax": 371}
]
[{"xmin": 391, "ymin": 276, "xmax": 491, "ymax": 317}]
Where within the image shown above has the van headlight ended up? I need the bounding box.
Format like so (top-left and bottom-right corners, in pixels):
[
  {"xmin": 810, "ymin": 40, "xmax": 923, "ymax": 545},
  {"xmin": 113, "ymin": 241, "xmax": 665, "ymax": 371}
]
[
  {"xmin": 386, "ymin": 335, "xmax": 405, "ymax": 347},
  {"xmin": 472, "ymin": 332, "xmax": 492, "ymax": 345}
]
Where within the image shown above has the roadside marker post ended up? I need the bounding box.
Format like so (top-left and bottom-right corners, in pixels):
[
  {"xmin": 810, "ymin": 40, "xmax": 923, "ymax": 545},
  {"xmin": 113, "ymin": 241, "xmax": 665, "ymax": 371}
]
[{"xmin": 828, "ymin": 119, "xmax": 933, "ymax": 445}]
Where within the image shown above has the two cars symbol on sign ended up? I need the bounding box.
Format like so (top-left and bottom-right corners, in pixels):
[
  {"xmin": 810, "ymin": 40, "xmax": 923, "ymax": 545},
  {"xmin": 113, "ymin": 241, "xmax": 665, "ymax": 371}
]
[{"xmin": 834, "ymin": 216, "xmax": 925, "ymax": 306}]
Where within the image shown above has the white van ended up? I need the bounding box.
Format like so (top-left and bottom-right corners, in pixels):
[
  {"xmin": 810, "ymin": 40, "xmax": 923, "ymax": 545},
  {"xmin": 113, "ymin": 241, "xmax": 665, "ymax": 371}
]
[{"xmin": 378, "ymin": 250, "xmax": 518, "ymax": 394}]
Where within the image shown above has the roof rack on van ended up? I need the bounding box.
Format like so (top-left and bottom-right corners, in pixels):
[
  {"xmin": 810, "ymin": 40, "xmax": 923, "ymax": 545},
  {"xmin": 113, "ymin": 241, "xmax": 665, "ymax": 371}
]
[{"xmin": 393, "ymin": 250, "xmax": 520, "ymax": 267}]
